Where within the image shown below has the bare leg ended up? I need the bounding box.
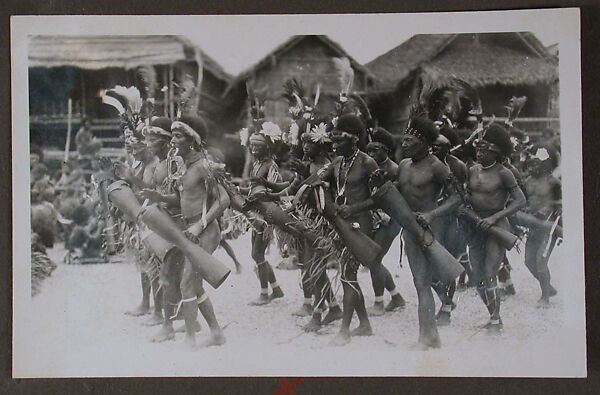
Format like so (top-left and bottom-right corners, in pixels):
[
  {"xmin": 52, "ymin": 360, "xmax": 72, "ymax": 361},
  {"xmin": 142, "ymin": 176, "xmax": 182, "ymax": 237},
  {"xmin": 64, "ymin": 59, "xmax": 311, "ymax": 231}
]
[
  {"xmin": 370, "ymin": 221, "xmax": 403, "ymax": 315},
  {"xmin": 125, "ymin": 272, "xmax": 151, "ymax": 316},
  {"xmin": 267, "ymin": 263, "xmax": 284, "ymax": 300},
  {"xmin": 249, "ymin": 231, "xmax": 270, "ymax": 305},
  {"xmin": 528, "ymin": 230, "xmax": 557, "ymax": 304},
  {"xmin": 472, "ymin": 223, "xmax": 507, "ymax": 332},
  {"xmin": 368, "ymin": 262, "xmax": 386, "ymax": 316},
  {"xmin": 329, "ymin": 280, "xmax": 354, "ymax": 346},
  {"xmin": 405, "ymin": 233, "xmax": 440, "ymax": 349},
  {"xmin": 350, "ymin": 281, "xmax": 373, "ymax": 337},
  {"xmin": 331, "ymin": 265, "xmax": 372, "ymax": 345},
  {"xmin": 296, "ymin": 243, "xmax": 314, "ymax": 317},
  {"xmin": 144, "ymin": 277, "xmax": 164, "ymax": 326},
  {"xmin": 197, "ymin": 293, "xmax": 226, "ymax": 347},
  {"xmin": 179, "ymin": 259, "xmax": 200, "ymax": 349},
  {"xmin": 152, "ymin": 256, "xmax": 182, "ymax": 342},
  {"xmin": 220, "ymin": 240, "xmax": 242, "ymax": 274}
]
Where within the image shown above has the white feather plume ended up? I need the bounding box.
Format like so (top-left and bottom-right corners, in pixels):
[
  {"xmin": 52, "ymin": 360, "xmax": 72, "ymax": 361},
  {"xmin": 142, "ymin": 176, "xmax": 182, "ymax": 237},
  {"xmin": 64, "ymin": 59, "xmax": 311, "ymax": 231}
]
[
  {"xmin": 332, "ymin": 57, "xmax": 354, "ymax": 95},
  {"xmin": 110, "ymin": 85, "xmax": 142, "ymax": 114},
  {"xmin": 100, "ymin": 92, "xmax": 125, "ymax": 115}
]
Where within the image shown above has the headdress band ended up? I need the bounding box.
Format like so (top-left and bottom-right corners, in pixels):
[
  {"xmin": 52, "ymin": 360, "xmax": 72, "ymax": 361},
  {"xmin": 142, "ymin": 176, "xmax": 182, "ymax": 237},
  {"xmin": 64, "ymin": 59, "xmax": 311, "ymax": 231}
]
[
  {"xmin": 249, "ymin": 133, "xmax": 268, "ymax": 145},
  {"xmin": 475, "ymin": 139, "xmax": 502, "ymax": 154},
  {"xmin": 330, "ymin": 131, "xmax": 357, "ymax": 141},
  {"xmin": 172, "ymin": 121, "xmax": 203, "ymax": 147},
  {"xmin": 143, "ymin": 125, "xmax": 171, "ymax": 138},
  {"xmin": 404, "ymin": 127, "xmax": 425, "ymax": 141}
]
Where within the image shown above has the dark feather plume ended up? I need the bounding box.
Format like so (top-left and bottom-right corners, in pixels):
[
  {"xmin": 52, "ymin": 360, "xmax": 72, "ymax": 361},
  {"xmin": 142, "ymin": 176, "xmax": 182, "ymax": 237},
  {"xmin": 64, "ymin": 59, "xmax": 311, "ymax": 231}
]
[
  {"xmin": 282, "ymin": 78, "xmax": 306, "ymax": 107},
  {"xmin": 137, "ymin": 65, "xmax": 157, "ymax": 100}
]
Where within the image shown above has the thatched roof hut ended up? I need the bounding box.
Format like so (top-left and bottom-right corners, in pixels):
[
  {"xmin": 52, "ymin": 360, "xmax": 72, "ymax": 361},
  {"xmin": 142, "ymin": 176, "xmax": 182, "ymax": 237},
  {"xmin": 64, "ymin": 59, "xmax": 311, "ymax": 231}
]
[
  {"xmin": 29, "ymin": 35, "xmax": 234, "ymax": 153},
  {"xmin": 224, "ymin": 35, "xmax": 377, "ymax": 127},
  {"xmin": 366, "ymin": 32, "xmax": 559, "ymax": 135}
]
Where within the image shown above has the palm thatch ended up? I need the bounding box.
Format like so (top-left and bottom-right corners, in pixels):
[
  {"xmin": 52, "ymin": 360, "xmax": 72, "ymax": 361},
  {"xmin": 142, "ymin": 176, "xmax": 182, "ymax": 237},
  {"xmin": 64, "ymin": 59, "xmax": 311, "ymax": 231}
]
[{"xmin": 367, "ymin": 32, "xmax": 558, "ymax": 92}]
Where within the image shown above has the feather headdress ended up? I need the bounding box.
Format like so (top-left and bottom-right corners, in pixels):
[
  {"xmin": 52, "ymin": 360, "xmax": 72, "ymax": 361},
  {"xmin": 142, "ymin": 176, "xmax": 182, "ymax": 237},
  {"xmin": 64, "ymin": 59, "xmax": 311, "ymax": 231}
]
[
  {"xmin": 332, "ymin": 57, "xmax": 354, "ymax": 97},
  {"xmin": 504, "ymin": 96, "xmax": 527, "ymax": 127},
  {"xmin": 173, "ymin": 49, "xmax": 204, "ymax": 119},
  {"xmin": 414, "ymin": 73, "xmax": 481, "ymax": 126},
  {"xmin": 137, "ymin": 65, "xmax": 157, "ymax": 101},
  {"xmin": 101, "ymin": 85, "xmax": 143, "ymax": 135},
  {"xmin": 281, "ymin": 77, "xmax": 324, "ymax": 146},
  {"xmin": 282, "ymin": 78, "xmax": 306, "ymax": 119},
  {"xmin": 239, "ymin": 81, "xmax": 282, "ymax": 147}
]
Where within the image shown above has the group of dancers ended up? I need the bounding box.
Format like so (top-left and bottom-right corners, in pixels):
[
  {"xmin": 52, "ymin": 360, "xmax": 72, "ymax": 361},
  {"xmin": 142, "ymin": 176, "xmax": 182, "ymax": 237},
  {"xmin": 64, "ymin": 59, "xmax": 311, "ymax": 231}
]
[{"xmin": 94, "ymin": 65, "xmax": 562, "ymax": 350}]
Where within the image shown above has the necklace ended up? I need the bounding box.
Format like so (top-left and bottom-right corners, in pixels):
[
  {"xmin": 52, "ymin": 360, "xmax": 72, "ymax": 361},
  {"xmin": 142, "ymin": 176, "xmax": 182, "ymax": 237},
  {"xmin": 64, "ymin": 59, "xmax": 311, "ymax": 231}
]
[
  {"xmin": 336, "ymin": 149, "xmax": 359, "ymax": 204},
  {"xmin": 482, "ymin": 161, "xmax": 497, "ymax": 170}
]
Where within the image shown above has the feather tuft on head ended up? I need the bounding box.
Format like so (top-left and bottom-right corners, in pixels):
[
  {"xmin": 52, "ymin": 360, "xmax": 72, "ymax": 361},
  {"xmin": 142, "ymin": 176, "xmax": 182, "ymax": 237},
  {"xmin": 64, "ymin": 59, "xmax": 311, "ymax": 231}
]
[{"xmin": 332, "ymin": 57, "xmax": 354, "ymax": 95}]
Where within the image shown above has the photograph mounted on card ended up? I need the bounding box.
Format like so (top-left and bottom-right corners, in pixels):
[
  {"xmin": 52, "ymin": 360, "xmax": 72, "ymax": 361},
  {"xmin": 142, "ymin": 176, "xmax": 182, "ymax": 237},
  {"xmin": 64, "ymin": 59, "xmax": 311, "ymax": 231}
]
[{"xmin": 11, "ymin": 9, "xmax": 584, "ymax": 377}]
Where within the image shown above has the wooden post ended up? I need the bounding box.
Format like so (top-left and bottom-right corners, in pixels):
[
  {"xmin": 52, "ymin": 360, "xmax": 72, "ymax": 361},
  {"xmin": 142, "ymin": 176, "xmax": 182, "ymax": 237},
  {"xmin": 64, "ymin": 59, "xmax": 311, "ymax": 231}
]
[
  {"xmin": 163, "ymin": 67, "xmax": 168, "ymax": 117},
  {"xmin": 168, "ymin": 65, "xmax": 174, "ymax": 119},
  {"xmin": 64, "ymin": 98, "xmax": 72, "ymax": 162},
  {"xmin": 80, "ymin": 72, "xmax": 86, "ymax": 117}
]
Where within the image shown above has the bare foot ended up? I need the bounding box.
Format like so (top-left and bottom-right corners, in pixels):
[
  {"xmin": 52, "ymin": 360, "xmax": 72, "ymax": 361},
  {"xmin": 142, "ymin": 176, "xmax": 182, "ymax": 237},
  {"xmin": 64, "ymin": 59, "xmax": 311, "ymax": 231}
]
[
  {"xmin": 124, "ymin": 304, "xmax": 150, "ymax": 317},
  {"xmin": 537, "ymin": 297, "xmax": 551, "ymax": 308},
  {"xmin": 235, "ymin": 263, "xmax": 242, "ymax": 274},
  {"xmin": 151, "ymin": 325, "xmax": 175, "ymax": 342},
  {"xmin": 175, "ymin": 320, "xmax": 202, "ymax": 333},
  {"xmin": 350, "ymin": 323, "xmax": 373, "ymax": 337},
  {"xmin": 385, "ymin": 295, "xmax": 406, "ymax": 312},
  {"xmin": 303, "ymin": 316, "xmax": 322, "ymax": 332},
  {"xmin": 411, "ymin": 341, "xmax": 439, "ymax": 351},
  {"xmin": 414, "ymin": 335, "xmax": 441, "ymax": 349},
  {"xmin": 184, "ymin": 333, "xmax": 197, "ymax": 350},
  {"xmin": 142, "ymin": 312, "xmax": 164, "ymax": 327},
  {"xmin": 269, "ymin": 287, "xmax": 284, "ymax": 300},
  {"xmin": 198, "ymin": 331, "xmax": 226, "ymax": 348},
  {"xmin": 321, "ymin": 306, "xmax": 343, "ymax": 325},
  {"xmin": 292, "ymin": 303, "xmax": 313, "ymax": 317},
  {"xmin": 249, "ymin": 294, "xmax": 270, "ymax": 306},
  {"xmin": 329, "ymin": 331, "xmax": 351, "ymax": 346},
  {"xmin": 368, "ymin": 302, "xmax": 385, "ymax": 317}
]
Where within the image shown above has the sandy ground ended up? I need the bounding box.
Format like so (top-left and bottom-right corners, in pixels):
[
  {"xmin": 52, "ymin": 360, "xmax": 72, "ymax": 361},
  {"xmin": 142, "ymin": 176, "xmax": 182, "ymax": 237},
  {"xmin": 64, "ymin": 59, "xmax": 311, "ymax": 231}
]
[{"xmin": 19, "ymin": 232, "xmax": 578, "ymax": 377}]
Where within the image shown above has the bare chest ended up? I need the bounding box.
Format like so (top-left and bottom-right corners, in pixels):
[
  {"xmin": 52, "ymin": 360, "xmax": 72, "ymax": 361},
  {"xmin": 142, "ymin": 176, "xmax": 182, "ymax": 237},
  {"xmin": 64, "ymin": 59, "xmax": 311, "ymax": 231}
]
[
  {"xmin": 469, "ymin": 169, "xmax": 504, "ymax": 194},
  {"xmin": 398, "ymin": 162, "xmax": 436, "ymax": 190}
]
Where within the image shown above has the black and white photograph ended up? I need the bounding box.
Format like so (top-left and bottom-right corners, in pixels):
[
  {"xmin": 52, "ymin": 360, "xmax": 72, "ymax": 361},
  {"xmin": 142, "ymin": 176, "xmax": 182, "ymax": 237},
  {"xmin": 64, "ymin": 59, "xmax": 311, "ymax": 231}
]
[{"xmin": 11, "ymin": 10, "xmax": 585, "ymax": 377}]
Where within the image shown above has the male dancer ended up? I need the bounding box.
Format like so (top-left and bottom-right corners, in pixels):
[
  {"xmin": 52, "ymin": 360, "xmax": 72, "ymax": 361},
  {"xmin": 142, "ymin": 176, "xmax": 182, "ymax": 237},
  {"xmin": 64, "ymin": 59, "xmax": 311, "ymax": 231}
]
[
  {"xmin": 141, "ymin": 116, "xmax": 228, "ymax": 348},
  {"xmin": 522, "ymin": 144, "xmax": 561, "ymax": 305},
  {"xmin": 116, "ymin": 131, "xmax": 163, "ymax": 321},
  {"xmin": 236, "ymin": 131, "xmax": 285, "ymax": 305},
  {"xmin": 315, "ymin": 114, "xmax": 377, "ymax": 346},
  {"xmin": 271, "ymin": 127, "xmax": 343, "ymax": 331},
  {"xmin": 394, "ymin": 117, "xmax": 460, "ymax": 348},
  {"xmin": 364, "ymin": 127, "xmax": 406, "ymax": 315},
  {"xmin": 462, "ymin": 124, "xmax": 526, "ymax": 332},
  {"xmin": 138, "ymin": 116, "xmax": 196, "ymax": 341}
]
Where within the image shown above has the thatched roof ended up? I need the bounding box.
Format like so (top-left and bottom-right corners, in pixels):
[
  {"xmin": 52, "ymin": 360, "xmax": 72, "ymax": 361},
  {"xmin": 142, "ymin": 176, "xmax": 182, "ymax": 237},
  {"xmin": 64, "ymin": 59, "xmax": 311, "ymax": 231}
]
[
  {"xmin": 367, "ymin": 32, "xmax": 557, "ymax": 92},
  {"xmin": 367, "ymin": 34, "xmax": 455, "ymax": 88},
  {"xmin": 226, "ymin": 35, "xmax": 376, "ymax": 93},
  {"xmin": 29, "ymin": 35, "xmax": 233, "ymax": 83}
]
